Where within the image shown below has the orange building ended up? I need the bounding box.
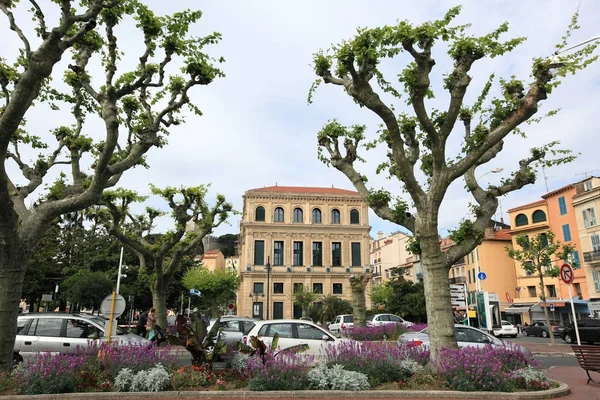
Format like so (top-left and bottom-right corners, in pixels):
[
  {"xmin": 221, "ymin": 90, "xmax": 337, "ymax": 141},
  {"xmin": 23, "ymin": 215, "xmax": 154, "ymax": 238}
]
[
  {"xmin": 197, "ymin": 249, "xmax": 226, "ymax": 272},
  {"xmin": 542, "ymin": 184, "xmax": 588, "ymax": 300}
]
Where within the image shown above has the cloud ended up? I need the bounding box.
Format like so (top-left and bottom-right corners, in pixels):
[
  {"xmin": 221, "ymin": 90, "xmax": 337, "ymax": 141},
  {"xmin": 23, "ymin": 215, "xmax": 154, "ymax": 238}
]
[{"xmin": 2, "ymin": 0, "xmax": 599, "ymax": 239}]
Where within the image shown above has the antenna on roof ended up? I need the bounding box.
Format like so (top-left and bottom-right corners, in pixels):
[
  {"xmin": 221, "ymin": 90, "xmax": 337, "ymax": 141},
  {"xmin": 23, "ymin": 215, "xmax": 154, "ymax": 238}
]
[
  {"xmin": 541, "ymin": 166, "xmax": 555, "ymax": 192},
  {"xmin": 332, "ymin": 184, "xmax": 334, "ymax": 188},
  {"xmin": 275, "ymin": 182, "xmax": 278, "ymax": 187},
  {"xmin": 575, "ymin": 169, "xmax": 600, "ymax": 178}
]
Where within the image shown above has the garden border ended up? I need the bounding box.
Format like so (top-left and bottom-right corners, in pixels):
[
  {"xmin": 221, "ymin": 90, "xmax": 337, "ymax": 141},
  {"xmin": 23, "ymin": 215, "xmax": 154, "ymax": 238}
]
[{"xmin": 0, "ymin": 380, "xmax": 570, "ymax": 400}]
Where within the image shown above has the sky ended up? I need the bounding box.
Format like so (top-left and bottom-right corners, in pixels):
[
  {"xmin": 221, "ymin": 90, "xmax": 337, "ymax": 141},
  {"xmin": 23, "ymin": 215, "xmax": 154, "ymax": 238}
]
[{"xmin": 2, "ymin": 0, "xmax": 600, "ymax": 239}]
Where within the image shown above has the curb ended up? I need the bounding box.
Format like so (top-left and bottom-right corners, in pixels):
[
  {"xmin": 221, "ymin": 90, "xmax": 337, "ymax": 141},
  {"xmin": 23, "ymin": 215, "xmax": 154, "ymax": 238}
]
[
  {"xmin": 0, "ymin": 381, "xmax": 571, "ymax": 400},
  {"xmin": 532, "ymin": 352, "xmax": 575, "ymax": 358}
]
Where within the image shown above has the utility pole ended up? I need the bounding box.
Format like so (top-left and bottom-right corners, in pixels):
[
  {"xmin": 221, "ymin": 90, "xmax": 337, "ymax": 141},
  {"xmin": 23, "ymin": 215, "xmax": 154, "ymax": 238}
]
[{"xmin": 265, "ymin": 257, "xmax": 271, "ymax": 320}]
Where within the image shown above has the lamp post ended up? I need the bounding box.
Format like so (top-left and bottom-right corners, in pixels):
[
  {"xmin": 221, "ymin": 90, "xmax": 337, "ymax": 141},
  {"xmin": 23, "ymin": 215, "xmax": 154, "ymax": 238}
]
[
  {"xmin": 550, "ymin": 36, "xmax": 600, "ymax": 63},
  {"xmin": 265, "ymin": 257, "xmax": 272, "ymax": 320}
]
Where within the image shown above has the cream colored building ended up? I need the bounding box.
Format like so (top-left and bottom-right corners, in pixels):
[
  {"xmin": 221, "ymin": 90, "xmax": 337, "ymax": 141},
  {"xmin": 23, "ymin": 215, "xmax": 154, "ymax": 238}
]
[
  {"xmin": 237, "ymin": 185, "xmax": 372, "ymax": 319},
  {"xmin": 572, "ymin": 176, "xmax": 600, "ymax": 316},
  {"xmin": 370, "ymin": 231, "xmax": 412, "ymax": 283}
]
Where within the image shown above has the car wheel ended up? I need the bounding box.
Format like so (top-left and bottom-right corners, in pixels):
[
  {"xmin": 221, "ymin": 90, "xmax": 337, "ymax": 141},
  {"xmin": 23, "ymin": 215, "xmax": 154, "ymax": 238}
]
[
  {"xmin": 564, "ymin": 334, "xmax": 573, "ymax": 344},
  {"xmin": 511, "ymin": 335, "xmax": 517, "ymax": 338},
  {"xmin": 542, "ymin": 330, "xmax": 548, "ymax": 338}
]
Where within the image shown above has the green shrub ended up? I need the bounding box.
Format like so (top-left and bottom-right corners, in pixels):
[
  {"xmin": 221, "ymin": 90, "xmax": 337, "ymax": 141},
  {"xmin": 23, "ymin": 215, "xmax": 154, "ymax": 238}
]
[{"xmin": 307, "ymin": 364, "xmax": 370, "ymax": 390}]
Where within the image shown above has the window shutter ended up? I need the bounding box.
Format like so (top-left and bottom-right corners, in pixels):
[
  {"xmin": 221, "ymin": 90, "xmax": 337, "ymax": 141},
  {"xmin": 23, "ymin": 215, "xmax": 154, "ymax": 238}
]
[
  {"xmin": 558, "ymin": 197, "xmax": 567, "ymax": 215},
  {"xmin": 562, "ymin": 224, "xmax": 571, "ymax": 242},
  {"xmin": 254, "ymin": 240, "xmax": 265, "ymax": 265},
  {"xmin": 583, "ymin": 210, "xmax": 590, "ymax": 228}
]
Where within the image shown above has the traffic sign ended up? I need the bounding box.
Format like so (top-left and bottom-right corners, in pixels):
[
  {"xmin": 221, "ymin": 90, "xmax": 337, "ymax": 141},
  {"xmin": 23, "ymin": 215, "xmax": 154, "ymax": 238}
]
[
  {"xmin": 189, "ymin": 289, "xmax": 201, "ymax": 296},
  {"xmin": 550, "ymin": 303, "xmax": 555, "ymax": 312},
  {"xmin": 560, "ymin": 263, "xmax": 574, "ymax": 284},
  {"xmin": 477, "ymin": 272, "xmax": 487, "ymax": 281},
  {"xmin": 100, "ymin": 294, "xmax": 126, "ymax": 318},
  {"xmin": 228, "ymin": 303, "xmax": 235, "ymax": 310}
]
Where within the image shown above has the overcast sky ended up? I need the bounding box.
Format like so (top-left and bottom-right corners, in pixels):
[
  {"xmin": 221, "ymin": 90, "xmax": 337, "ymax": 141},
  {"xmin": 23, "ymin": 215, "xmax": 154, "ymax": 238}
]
[{"xmin": 3, "ymin": 0, "xmax": 599, "ymax": 239}]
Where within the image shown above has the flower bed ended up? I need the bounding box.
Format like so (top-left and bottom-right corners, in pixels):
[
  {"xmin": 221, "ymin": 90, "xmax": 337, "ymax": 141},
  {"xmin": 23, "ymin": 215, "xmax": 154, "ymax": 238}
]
[
  {"xmin": 346, "ymin": 323, "xmax": 427, "ymax": 341},
  {"xmin": 1, "ymin": 342, "xmax": 555, "ymax": 395}
]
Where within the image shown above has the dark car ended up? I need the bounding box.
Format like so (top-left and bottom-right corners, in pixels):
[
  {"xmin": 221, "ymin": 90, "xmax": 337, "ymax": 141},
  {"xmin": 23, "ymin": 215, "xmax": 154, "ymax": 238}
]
[
  {"xmin": 561, "ymin": 318, "xmax": 600, "ymax": 344},
  {"xmin": 523, "ymin": 321, "xmax": 563, "ymax": 338}
]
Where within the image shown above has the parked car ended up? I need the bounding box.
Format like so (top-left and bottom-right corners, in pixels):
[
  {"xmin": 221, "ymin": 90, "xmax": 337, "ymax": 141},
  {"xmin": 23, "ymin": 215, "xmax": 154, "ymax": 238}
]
[
  {"xmin": 523, "ymin": 321, "xmax": 563, "ymax": 338},
  {"xmin": 243, "ymin": 319, "xmax": 351, "ymax": 356},
  {"xmin": 398, "ymin": 324, "xmax": 528, "ymax": 353},
  {"xmin": 15, "ymin": 313, "xmax": 149, "ymax": 360},
  {"xmin": 328, "ymin": 314, "xmax": 354, "ymax": 336},
  {"xmin": 207, "ymin": 316, "xmax": 257, "ymax": 346},
  {"xmin": 367, "ymin": 313, "xmax": 414, "ymax": 327},
  {"xmin": 561, "ymin": 318, "xmax": 600, "ymax": 344},
  {"xmin": 492, "ymin": 320, "xmax": 518, "ymax": 338}
]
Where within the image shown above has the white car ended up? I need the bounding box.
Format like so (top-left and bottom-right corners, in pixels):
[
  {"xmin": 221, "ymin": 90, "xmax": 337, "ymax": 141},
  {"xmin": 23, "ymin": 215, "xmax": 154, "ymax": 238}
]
[
  {"xmin": 328, "ymin": 314, "xmax": 354, "ymax": 335},
  {"xmin": 367, "ymin": 313, "xmax": 414, "ymax": 327},
  {"xmin": 243, "ymin": 319, "xmax": 350, "ymax": 356},
  {"xmin": 398, "ymin": 324, "xmax": 527, "ymax": 353},
  {"xmin": 492, "ymin": 320, "xmax": 519, "ymax": 338}
]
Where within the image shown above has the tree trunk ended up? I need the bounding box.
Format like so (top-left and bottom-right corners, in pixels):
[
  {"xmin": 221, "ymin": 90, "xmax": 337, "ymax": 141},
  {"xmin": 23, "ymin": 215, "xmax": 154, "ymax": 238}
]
[
  {"xmin": 420, "ymin": 232, "xmax": 457, "ymax": 367},
  {"xmin": 349, "ymin": 274, "xmax": 370, "ymax": 326},
  {"xmin": 538, "ymin": 269, "xmax": 555, "ymax": 344},
  {"xmin": 151, "ymin": 271, "xmax": 168, "ymax": 329},
  {"xmin": 0, "ymin": 250, "xmax": 27, "ymax": 371}
]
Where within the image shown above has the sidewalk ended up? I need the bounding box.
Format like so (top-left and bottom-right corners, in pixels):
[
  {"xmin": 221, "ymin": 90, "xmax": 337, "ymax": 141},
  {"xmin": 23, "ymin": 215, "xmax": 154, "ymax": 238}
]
[{"xmin": 547, "ymin": 366, "xmax": 600, "ymax": 400}]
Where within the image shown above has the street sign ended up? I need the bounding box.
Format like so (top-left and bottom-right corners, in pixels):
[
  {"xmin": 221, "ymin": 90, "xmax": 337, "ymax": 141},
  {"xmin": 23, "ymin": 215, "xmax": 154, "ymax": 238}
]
[
  {"xmin": 189, "ymin": 289, "xmax": 201, "ymax": 296},
  {"xmin": 41, "ymin": 294, "xmax": 53, "ymax": 302},
  {"xmin": 550, "ymin": 303, "xmax": 555, "ymax": 312},
  {"xmin": 477, "ymin": 271, "xmax": 487, "ymax": 281},
  {"xmin": 228, "ymin": 303, "xmax": 235, "ymax": 310},
  {"xmin": 100, "ymin": 294, "xmax": 126, "ymax": 319},
  {"xmin": 560, "ymin": 263, "xmax": 574, "ymax": 284},
  {"xmin": 450, "ymin": 284, "xmax": 466, "ymax": 309}
]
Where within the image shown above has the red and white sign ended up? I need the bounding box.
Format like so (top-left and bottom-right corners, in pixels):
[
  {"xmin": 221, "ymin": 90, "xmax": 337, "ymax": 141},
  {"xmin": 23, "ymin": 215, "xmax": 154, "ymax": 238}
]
[
  {"xmin": 505, "ymin": 292, "xmax": 512, "ymax": 303},
  {"xmin": 560, "ymin": 263, "xmax": 574, "ymax": 284}
]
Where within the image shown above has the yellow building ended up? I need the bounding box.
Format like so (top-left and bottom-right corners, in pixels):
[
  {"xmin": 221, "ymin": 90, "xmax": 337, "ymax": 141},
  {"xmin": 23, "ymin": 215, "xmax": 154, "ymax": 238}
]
[
  {"xmin": 370, "ymin": 231, "xmax": 412, "ymax": 283},
  {"xmin": 196, "ymin": 249, "xmax": 225, "ymax": 272},
  {"xmin": 573, "ymin": 176, "xmax": 600, "ymax": 317},
  {"xmin": 237, "ymin": 185, "xmax": 372, "ymax": 319}
]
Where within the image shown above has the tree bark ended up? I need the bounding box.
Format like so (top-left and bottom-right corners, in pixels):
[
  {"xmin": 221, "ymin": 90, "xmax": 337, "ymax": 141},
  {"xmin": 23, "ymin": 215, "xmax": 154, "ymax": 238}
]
[
  {"xmin": 0, "ymin": 249, "xmax": 27, "ymax": 371},
  {"xmin": 151, "ymin": 266, "xmax": 168, "ymax": 330},
  {"xmin": 419, "ymin": 224, "xmax": 457, "ymax": 367},
  {"xmin": 538, "ymin": 269, "xmax": 555, "ymax": 344},
  {"xmin": 349, "ymin": 274, "xmax": 370, "ymax": 326}
]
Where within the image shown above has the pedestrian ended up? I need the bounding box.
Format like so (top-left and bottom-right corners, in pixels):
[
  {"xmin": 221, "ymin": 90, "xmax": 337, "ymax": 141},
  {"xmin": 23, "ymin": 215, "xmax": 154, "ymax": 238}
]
[
  {"xmin": 146, "ymin": 308, "xmax": 157, "ymax": 336},
  {"xmin": 136, "ymin": 308, "xmax": 149, "ymax": 337}
]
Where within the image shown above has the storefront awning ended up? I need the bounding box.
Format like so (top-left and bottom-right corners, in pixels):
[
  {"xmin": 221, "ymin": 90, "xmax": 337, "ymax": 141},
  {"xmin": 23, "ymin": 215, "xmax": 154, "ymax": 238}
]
[
  {"xmin": 540, "ymin": 302, "xmax": 566, "ymax": 308},
  {"xmin": 503, "ymin": 303, "xmax": 536, "ymax": 314}
]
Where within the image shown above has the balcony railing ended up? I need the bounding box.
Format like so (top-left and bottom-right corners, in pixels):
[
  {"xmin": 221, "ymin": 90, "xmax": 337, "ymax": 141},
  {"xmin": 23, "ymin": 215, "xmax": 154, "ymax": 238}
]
[
  {"xmin": 584, "ymin": 251, "xmax": 600, "ymax": 263},
  {"xmin": 448, "ymin": 276, "xmax": 466, "ymax": 284}
]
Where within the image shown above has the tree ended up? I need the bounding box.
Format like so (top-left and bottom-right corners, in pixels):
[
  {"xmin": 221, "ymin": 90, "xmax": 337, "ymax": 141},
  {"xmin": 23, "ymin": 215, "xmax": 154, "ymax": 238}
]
[
  {"xmin": 100, "ymin": 185, "xmax": 233, "ymax": 328},
  {"xmin": 291, "ymin": 285, "xmax": 319, "ymax": 317},
  {"xmin": 61, "ymin": 270, "xmax": 113, "ymax": 311},
  {"xmin": 386, "ymin": 280, "xmax": 427, "ymax": 323},
  {"xmin": 349, "ymin": 274, "xmax": 371, "ymax": 326},
  {"xmin": 215, "ymin": 234, "xmax": 239, "ymax": 258},
  {"xmin": 0, "ymin": 0, "xmax": 223, "ymax": 370},
  {"xmin": 317, "ymin": 294, "xmax": 352, "ymax": 324},
  {"xmin": 309, "ymin": 7, "xmax": 597, "ymax": 364},
  {"xmin": 506, "ymin": 231, "xmax": 573, "ymax": 345},
  {"xmin": 370, "ymin": 283, "xmax": 393, "ymax": 308},
  {"xmin": 182, "ymin": 266, "xmax": 241, "ymax": 316}
]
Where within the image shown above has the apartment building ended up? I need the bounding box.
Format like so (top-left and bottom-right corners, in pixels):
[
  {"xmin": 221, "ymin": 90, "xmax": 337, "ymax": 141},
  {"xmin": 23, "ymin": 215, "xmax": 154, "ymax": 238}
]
[
  {"xmin": 370, "ymin": 231, "xmax": 412, "ymax": 283},
  {"xmin": 573, "ymin": 176, "xmax": 600, "ymax": 317},
  {"xmin": 237, "ymin": 185, "xmax": 372, "ymax": 319}
]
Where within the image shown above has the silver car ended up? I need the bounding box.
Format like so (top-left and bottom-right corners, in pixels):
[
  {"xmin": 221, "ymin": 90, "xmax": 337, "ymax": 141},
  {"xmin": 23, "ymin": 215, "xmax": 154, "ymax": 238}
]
[
  {"xmin": 398, "ymin": 324, "xmax": 528, "ymax": 352},
  {"xmin": 15, "ymin": 313, "xmax": 149, "ymax": 359},
  {"xmin": 207, "ymin": 316, "xmax": 258, "ymax": 346}
]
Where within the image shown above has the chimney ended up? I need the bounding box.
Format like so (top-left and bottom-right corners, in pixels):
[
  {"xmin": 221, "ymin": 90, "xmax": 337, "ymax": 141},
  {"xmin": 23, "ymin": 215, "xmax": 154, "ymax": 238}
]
[{"xmin": 377, "ymin": 231, "xmax": 384, "ymax": 240}]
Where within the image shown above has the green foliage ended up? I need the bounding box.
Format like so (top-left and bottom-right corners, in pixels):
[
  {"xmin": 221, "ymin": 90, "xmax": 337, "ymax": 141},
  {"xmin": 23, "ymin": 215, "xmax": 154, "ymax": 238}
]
[
  {"xmin": 316, "ymin": 294, "xmax": 353, "ymax": 324},
  {"xmin": 61, "ymin": 271, "xmax": 114, "ymax": 310},
  {"xmin": 215, "ymin": 234, "xmax": 239, "ymax": 258},
  {"xmin": 372, "ymin": 271, "xmax": 427, "ymax": 322},
  {"xmin": 449, "ymin": 219, "xmax": 484, "ymax": 245},
  {"xmin": 506, "ymin": 231, "xmax": 575, "ymax": 278},
  {"xmin": 291, "ymin": 285, "xmax": 319, "ymax": 316},
  {"xmin": 182, "ymin": 267, "xmax": 241, "ymax": 315},
  {"xmin": 370, "ymin": 283, "xmax": 393, "ymax": 307}
]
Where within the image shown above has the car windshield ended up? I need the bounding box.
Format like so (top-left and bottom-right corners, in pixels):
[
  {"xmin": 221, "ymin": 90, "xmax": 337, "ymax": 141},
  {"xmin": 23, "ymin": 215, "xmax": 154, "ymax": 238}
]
[
  {"xmin": 243, "ymin": 322, "xmax": 255, "ymax": 335},
  {"xmin": 90, "ymin": 317, "xmax": 127, "ymax": 335},
  {"xmin": 343, "ymin": 316, "xmax": 354, "ymax": 323}
]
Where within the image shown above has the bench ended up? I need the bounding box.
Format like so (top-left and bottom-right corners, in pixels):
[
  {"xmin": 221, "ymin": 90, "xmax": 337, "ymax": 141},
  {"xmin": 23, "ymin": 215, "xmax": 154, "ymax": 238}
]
[{"xmin": 571, "ymin": 345, "xmax": 600, "ymax": 384}]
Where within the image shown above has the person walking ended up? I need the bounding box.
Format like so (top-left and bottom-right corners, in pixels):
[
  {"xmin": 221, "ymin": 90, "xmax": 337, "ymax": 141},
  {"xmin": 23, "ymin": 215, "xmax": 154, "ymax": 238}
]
[
  {"xmin": 146, "ymin": 308, "xmax": 157, "ymax": 341},
  {"xmin": 136, "ymin": 308, "xmax": 149, "ymax": 337}
]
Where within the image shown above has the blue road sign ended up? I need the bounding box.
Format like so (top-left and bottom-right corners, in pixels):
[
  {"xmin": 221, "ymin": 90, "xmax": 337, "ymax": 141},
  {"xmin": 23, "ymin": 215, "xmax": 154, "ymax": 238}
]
[
  {"xmin": 477, "ymin": 271, "xmax": 487, "ymax": 281},
  {"xmin": 189, "ymin": 289, "xmax": 201, "ymax": 296},
  {"xmin": 550, "ymin": 303, "xmax": 555, "ymax": 312}
]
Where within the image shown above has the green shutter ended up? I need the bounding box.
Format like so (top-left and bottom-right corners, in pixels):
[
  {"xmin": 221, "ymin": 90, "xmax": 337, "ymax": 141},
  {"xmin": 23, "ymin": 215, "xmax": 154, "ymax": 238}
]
[
  {"xmin": 254, "ymin": 240, "xmax": 264, "ymax": 265},
  {"xmin": 351, "ymin": 242, "xmax": 361, "ymax": 266}
]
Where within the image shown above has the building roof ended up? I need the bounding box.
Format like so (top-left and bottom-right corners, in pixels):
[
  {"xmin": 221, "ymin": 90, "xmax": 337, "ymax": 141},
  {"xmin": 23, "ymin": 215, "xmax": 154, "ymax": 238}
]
[
  {"xmin": 246, "ymin": 185, "xmax": 359, "ymax": 196},
  {"xmin": 493, "ymin": 229, "xmax": 512, "ymax": 241},
  {"xmin": 507, "ymin": 199, "xmax": 545, "ymax": 213},
  {"xmin": 541, "ymin": 183, "xmax": 574, "ymax": 199}
]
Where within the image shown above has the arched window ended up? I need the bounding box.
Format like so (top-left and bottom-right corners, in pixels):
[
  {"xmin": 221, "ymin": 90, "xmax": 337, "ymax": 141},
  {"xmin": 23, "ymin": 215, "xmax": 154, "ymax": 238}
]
[
  {"xmin": 255, "ymin": 206, "xmax": 265, "ymax": 222},
  {"xmin": 350, "ymin": 209, "xmax": 360, "ymax": 224},
  {"xmin": 515, "ymin": 214, "xmax": 528, "ymax": 227},
  {"xmin": 312, "ymin": 208, "xmax": 322, "ymax": 224},
  {"xmin": 532, "ymin": 210, "xmax": 547, "ymax": 223},
  {"xmin": 293, "ymin": 207, "xmax": 303, "ymax": 223},
  {"xmin": 274, "ymin": 207, "xmax": 284, "ymax": 222},
  {"xmin": 331, "ymin": 209, "xmax": 341, "ymax": 224}
]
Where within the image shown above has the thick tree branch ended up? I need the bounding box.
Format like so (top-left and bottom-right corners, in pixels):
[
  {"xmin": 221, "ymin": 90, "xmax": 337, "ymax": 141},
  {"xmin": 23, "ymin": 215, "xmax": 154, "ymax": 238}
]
[{"xmin": 0, "ymin": 5, "xmax": 31, "ymax": 55}]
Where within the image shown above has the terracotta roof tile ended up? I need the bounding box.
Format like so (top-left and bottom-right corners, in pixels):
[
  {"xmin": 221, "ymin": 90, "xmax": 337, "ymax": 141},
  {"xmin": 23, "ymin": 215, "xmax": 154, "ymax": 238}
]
[
  {"xmin": 246, "ymin": 185, "xmax": 359, "ymax": 195},
  {"xmin": 493, "ymin": 229, "xmax": 512, "ymax": 240},
  {"xmin": 507, "ymin": 199, "xmax": 545, "ymax": 213}
]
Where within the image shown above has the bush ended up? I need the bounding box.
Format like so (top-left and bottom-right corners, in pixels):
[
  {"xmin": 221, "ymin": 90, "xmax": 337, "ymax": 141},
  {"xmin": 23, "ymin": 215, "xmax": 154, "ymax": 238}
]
[
  {"xmin": 347, "ymin": 324, "xmax": 406, "ymax": 341},
  {"xmin": 247, "ymin": 351, "xmax": 312, "ymax": 391},
  {"xmin": 231, "ymin": 352, "xmax": 250, "ymax": 373},
  {"xmin": 438, "ymin": 346, "xmax": 539, "ymax": 392},
  {"xmin": 0, "ymin": 371, "xmax": 16, "ymax": 394},
  {"xmin": 511, "ymin": 367, "xmax": 551, "ymax": 391},
  {"xmin": 323, "ymin": 341, "xmax": 429, "ymax": 386},
  {"xmin": 12, "ymin": 353, "xmax": 88, "ymax": 395},
  {"xmin": 171, "ymin": 366, "xmax": 215, "ymax": 390},
  {"xmin": 308, "ymin": 364, "xmax": 370, "ymax": 390},
  {"xmin": 114, "ymin": 363, "xmax": 171, "ymax": 392}
]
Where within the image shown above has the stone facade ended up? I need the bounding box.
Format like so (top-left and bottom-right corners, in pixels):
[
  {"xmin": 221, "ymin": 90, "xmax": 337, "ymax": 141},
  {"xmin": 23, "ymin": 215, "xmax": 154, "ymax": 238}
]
[{"xmin": 237, "ymin": 185, "xmax": 372, "ymax": 320}]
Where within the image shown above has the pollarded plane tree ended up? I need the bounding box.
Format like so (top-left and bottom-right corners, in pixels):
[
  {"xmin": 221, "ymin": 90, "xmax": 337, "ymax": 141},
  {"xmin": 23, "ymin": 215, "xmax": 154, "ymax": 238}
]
[
  {"xmin": 310, "ymin": 7, "xmax": 597, "ymax": 364},
  {"xmin": 98, "ymin": 185, "xmax": 233, "ymax": 329},
  {"xmin": 0, "ymin": 0, "xmax": 223, "ymax": 370}
]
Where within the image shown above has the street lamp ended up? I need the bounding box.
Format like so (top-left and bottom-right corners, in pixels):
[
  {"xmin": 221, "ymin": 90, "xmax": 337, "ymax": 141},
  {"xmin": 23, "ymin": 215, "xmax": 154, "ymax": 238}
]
[{"xmin": 550, "ymin": 36, "xmax": 600, "ymax": 63}]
